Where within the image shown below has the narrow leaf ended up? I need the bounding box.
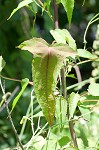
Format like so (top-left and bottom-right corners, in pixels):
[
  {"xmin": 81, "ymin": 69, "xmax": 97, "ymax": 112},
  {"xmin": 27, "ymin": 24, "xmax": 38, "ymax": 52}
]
[
  {"xmin": 11, "ymin": 78, "xmax": 29, "ymax": 112},
  {"xmin": 61, "ymin": 0, "xmax": 74, "ymax": 26},
  {"xmin": 88, "ymin": 83, "xmax": 99, "ymax": 96},
  {"xmin": 80, "ymin": 95, "xmax": 99, "ymax": 107},
  {"xmin": 8, "ymin": 0, "xmax": 33, "ymax": 19},
  {"xmin": 55, "ymin": 96, "xmax": 67, "ymax": 125},
  {"xmin": 78, "ymin": 106, "xmax": 90, "ymax": 121},
  {"xmin": 18, "ymin": 38, "xmax": 77, "ymax": 125},
  {"xmin": 0, "ymin": 56, "xmax": 6, "ymax": 72},
  {"xmin": 77, "ymin": 49, "xmax": 97, "ymax": 59},
  {"xmin": 50, "ymin": 29, "xmax": 77, "ymax": 50},
  {"xmin": 69, "ymin": 92, "xmax": 80, "ymax": 119},
  {"xmin": 79, "ymin": 125, "xmax": 89, "ymax": 147}
]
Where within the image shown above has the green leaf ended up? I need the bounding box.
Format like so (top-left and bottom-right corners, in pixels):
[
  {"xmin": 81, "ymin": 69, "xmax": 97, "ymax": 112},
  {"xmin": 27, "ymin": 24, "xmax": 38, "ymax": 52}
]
[
  {"xmin": 18, "ymin": 37, "xmax": 77, "ymax": 125},
  {"xmin": 11, "ymin": 78, "xmax": 29, "ymax": 112},
  {"xmin": 79, "ymin": 125, "xmax": 89, "ymax": 147},
  {"xmin": 78, "ymin": 106, "xmax": 90, "ymax": 121},
  {"xmin": 50, "ymin": 29, "xmax": 77, "ymax": 50},
  {"xmin": 88, "ymin": 83, "xmax": 99, "ymax": 96},
  {"xmin": 8, "ymin": 0, "xmax": 33, "ymax": 19},
  {"xmin": 61, "ymin": 0, "xmax": 74, "ymax": 26},
  {"xmin": 69, "ymin": 92, "xmax": 80, "ymax": 119},
  {"xmin": 0, "ymin": 56, "xmax": 6, "ymax": 73},
  {"xmin": 55, "ymin": 96, "xmax": 67, "ymax": 126},
  {"xmin": 58, "ymin": 136, "xmax": 70, "ymax": 147},
  {"xmin": 66, "ymin": 74, "xmax": 77, "ymax": 79},
  {"xmin": 80, "ymin": 95, "xmax": 99, "ymax": 107},
  {"xmin": 42, "ymin": 132, "xmax": 60, "ymax": 150},
  {"xmin": 77, "ymin": 49, "xmax": 97, "ymax": 59}
]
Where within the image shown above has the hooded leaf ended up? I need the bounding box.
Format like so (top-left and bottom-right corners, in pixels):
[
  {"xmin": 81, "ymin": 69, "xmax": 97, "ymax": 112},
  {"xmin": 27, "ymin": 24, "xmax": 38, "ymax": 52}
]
[{"xmin": 18, "ymin": 38, "xmax": 77, "ymax": 125}]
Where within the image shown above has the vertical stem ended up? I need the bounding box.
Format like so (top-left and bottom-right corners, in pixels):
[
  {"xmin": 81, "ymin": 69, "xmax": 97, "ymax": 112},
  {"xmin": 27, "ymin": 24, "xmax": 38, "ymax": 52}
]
[
  {"xmin": 69, "ymin": 121, "xmax": 78, "ymax": 148},
  {"xmin": 66, "ymin": 71, "xmax": 78, "ymax": 148},
  {"xmin": 53, "ymin": 0, "xmax": 78, "ymax": 148},
  {"xmin": 61, "ymin": 66, "xmax": 66, "ymax": 99},
  {"xmin": 53, "ymin": 0, "xmax": 59, "ymax": 29}
]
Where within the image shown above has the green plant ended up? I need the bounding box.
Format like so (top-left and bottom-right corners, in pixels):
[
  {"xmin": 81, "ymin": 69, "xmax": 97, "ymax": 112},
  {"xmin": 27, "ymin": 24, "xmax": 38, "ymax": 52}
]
[{"xmin": 0, "ymin": 0, "xmax": 99, "ymax": 150}]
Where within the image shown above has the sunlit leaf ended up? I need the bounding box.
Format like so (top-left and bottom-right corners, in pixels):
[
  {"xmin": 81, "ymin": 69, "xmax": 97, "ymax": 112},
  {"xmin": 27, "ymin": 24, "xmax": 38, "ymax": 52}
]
[
  {"xmin": 79, "ymin": 125, "xmax": 89, "ymax": 147},
  {"xmin": 77, "ymin": 49, "xmax": 97, "ymax": 59},
  {"xmin": 88, "ymin": 83, "xmax": 99, "ymax": 96},
  {"xmin": 11, "ymin": 78, "xmax": 29, "ymax": 112},
  {"xmin": 80, "ymin": 95, "xmax": 99, "ymax": 108},
  {"xmin": 69, "ymin": 92, "xmax": 80, "ymax": 119},
  {"xmin": 50, "ymin": 29, "xmax": 77, "ymax": 50},
  {"xmin": 78, "ymin": 106, "xmax": 90, "ymax": 121},
  {"xmin": 66, "ymin": 74, "xmax": 77, "ymax": 79},
  {"xmin": 18, "ymin": 37, "xmax": 77, "ymax": 125},
  {"xmin": 0, "ymin": 56, "xmax": 6, "ymax": 72},
  {"xmin": 58, "ymin": 136, "xmax": 70, "ymax": 147},
  {"xmin": 55, "ymin": 96, "xmax": 67, "ymax": 126},
  {"xmin": 61, "ymin": 0, "xmax": 74, "ymax": 26},
  {"xmin": 8, "ymin": 0, "xmax": 33, "ymax": 19}
]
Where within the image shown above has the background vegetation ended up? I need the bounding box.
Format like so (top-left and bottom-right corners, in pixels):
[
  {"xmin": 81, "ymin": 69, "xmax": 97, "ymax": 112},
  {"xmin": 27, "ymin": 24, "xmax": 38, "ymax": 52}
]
[{"xmin": 0, "ymin": 0, "xmax": 99, "ymax": 149}]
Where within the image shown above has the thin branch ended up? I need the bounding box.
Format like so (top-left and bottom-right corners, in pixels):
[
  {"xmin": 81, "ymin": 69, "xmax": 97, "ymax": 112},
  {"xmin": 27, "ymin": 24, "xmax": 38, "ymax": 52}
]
[
  {"xmin": 37, "ymin": 0, "xmax": 43, "ymax": 6},
  {"xmin": 67, "ymin": 75, "xmax": 99, "ymax": 90},
  {"xmin": 0, "ymin": 78, "xmax": 24, "ymax": 150},
  {"xmin": 0, "ymin": 74, "xmax": 33, "ymax": 85},
  {"xmin": 69, "ymin": 121, "xmax": 78, "ymax": 147},
  {"xmin": 0, "ymin": 86, "xmax": 19, "ymax": 113}
]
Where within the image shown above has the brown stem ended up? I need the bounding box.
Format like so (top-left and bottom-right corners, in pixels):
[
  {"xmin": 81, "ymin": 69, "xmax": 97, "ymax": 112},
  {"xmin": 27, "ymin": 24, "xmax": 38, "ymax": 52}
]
[
  {"xmin": 66, "ymin": 73, "xmax": 78, "ymax": 148},
  {"xmin": 53, "ymin": 0, "xmax": 59, "ymax": 29},
  {"xmin": 61, "ymin": 67, "xmax": 66, "ymax": 99},
  {"xmin": 69, "ymin": 121, "xmax": 78, "ymax": 148},
  {"xmin": 73, "ymin": 65, "xmax": 82, "ymax": 83},
  {"xmin": 53, "ymin": 0, "xmax": 78, "ymax": 148},
  {"xmin": 0, "ymin": 74, "xmax": 33, "ymax": 85}
]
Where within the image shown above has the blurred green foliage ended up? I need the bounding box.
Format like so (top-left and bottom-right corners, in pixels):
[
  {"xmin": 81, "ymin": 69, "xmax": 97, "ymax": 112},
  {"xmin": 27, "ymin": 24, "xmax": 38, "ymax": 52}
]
[{"xmin": 0, "ymin": 0, "xmax": 99, "ymax": 149}]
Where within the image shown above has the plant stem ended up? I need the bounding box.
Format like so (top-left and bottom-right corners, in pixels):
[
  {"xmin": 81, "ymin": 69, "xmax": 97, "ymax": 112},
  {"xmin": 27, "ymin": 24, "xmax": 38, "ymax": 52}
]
[
  {"xmin": 73, "ymin": 65, "xmax": 82, "ymax": 83},
  {"xmin": 68, "ymin": 121, "xmax": 78, "ymax": 147},
  {"xmin": 0, "ymin": 86, "xmax": 19, "ymax": 113},
  {"xmin": 0, "ymin": 78, "xmax": 24, "ymax": 150},
  {"xmin": 65, "ymin": 72, "xmax": 78, "ymax": 148},
  {"xmin": 53, "ymin": 0, "xmax": 78, "ymax": 148},
  {"xmin": 53, "ymin": 0, "xmax": 59, "ymax": 28},
  {"xmin": 67, "ymin": 75, "xmax": 99, "ymax": 90},
  {"xmin": 0, "ymin": 74, "xmax": 33, "ymax": 85},
  {"xmin": 61, "ymin": 66, "xmax": 66, "ymax": 99}
]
